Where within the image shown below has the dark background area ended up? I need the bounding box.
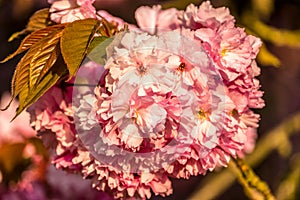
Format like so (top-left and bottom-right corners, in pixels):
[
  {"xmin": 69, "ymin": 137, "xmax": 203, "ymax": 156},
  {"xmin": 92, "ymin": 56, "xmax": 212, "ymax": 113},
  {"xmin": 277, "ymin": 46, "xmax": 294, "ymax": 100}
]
[{"xmin": 1, "ymin": 0, "xmax": 300, "ymax": 199}]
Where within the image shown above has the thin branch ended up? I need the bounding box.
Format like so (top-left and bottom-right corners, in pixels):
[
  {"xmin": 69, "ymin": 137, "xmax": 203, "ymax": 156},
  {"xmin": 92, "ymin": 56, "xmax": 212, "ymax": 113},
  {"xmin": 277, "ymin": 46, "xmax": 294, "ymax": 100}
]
[
  {"xmin": 230, "ymin": 158, "xmax": 275, "ymax": 200},
  {"xmin": 189, "ymin": 112, "xmax": 300, "ymax": 200}
]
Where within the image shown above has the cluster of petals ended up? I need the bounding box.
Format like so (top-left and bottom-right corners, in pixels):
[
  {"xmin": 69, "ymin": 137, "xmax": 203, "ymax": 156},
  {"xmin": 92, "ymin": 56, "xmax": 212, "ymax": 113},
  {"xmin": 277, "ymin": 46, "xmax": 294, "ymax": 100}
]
[
  {"xmin": 28, "ymin": 1, "xmax": 265, "ymax": 199},
  {"xmin": 134, "ymin": 0, "xmax": 264, "ymax": 158},
  {"xmin": 0, "ymin": 94, "xmax": 110, "ymax": 199},
  {"xmin": 28, "ymin": 76, "xmax": 174, "ymax": 199},
  {"xmin": 94, "ymin": 29, "xmax": 242, "ymax": 177},
  {"xmin": 48, "ymin": 0, "xmax": 97, "ymax": 23},
  {"xmin": 135, "ymin": 1, "xmax": 264, "ymax": 110},
  {"xmin": 48, "ymin": 0, "xmax": 130, "ymax": 30}
]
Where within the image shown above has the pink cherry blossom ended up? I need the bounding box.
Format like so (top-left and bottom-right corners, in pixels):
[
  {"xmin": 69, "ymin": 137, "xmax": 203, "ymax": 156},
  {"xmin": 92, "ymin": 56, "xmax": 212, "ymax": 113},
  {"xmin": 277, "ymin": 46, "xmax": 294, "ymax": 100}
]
[
  {"xmin": 82, "ymin": 29, "xmax": 250, "ymax": 184},
  {"xmin": 48, "ymin": 0, "xmax": 97, "ymax": 23},
  {"xmin": 28, "ymin": 76, "xmax": 174, "ymax": 199},
  {"xmin": 0, "ymin": 93, "xmax": 36, "ymax": 144},
  {"xmin": 135, "ymin": 5, "xmax": 180, "ymax": 34},
  {"xmin": 27, "ymin": 1, "xmax": 264, "ymax": 199},
  {"xmin": 97, "ymin": 10, "xmax": 135, "ymax": 30},
  {"xmin": 181, "ymin": 2, "xmax": 235, "ymax": 30}
]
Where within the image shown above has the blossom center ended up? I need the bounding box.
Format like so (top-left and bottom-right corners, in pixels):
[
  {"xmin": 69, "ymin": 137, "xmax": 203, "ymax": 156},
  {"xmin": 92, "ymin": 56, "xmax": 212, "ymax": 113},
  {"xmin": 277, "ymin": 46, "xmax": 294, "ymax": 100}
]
[
  {"xmin": 177, "ymin": 62, "xmax": 186, "ymax": 72},
  {"xmin": 130, "ymin": 103, "xmax": 167, "ymax": 133},
  {"xmin": 197, "ymin": 109, "xmax": 209, "ymax": 121},
  {"xmin": 221, "ymin": 48, "xmax": 227, "ymax": 57},
  {"xmin": 137, "ymin": 64, "xmax": 148, "ymax": 75}
]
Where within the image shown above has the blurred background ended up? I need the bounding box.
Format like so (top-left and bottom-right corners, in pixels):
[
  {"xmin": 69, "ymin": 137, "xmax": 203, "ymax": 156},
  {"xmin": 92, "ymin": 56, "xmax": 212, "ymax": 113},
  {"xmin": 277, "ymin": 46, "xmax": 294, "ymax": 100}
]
[{"xmin": 0, "ymin": 0, "xmax": 300, "ymax": 199}]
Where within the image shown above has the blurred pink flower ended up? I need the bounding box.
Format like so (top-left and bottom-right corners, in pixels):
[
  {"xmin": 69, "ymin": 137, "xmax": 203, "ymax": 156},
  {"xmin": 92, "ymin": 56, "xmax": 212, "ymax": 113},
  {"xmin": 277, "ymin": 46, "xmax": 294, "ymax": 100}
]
[
  {"xmin": 48, "ymin": 0, "xmax": 97, "ymax": 23},
  {"xmin": 135, "ymin": 5, "xmax": 180, "ymax": 34},
  {"xmin": 0, "ymin": 93, "xmax": 36, "ymax": 144},
  {"xmin": 0, "ymin": 92, "xmax": 109, "ymax": 199},
  {"xmin": 0, "ymin": 182, "xmax": 47, "ymax": 200},
  {"xmin": 0, "ymin": 93, "xmax": 43, "ymax": 199},
  {"xmin": 97, "ymin": 10, "xmax": 135, "ymax": 30},
  {"xmin": 46, "ymin": 166, "xmax": 113, "ymax": 200},
  {"xmin": 0, "ymin": 165, "xmax": 112, "ymax": 200},
  {"xmin": 181, "ymin": 2, "xmax": 235, "ymax": 30}
]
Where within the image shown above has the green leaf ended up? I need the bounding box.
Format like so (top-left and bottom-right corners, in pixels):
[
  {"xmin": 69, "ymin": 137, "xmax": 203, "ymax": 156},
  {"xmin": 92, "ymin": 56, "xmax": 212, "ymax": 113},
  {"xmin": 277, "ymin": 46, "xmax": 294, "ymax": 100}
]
[
  {"xmin": 2, "ymin": 24, "xmax": 66, "ymax": 63},
  {"xmin": 61, "ymin": 18, "xmax": 102, "ymax": 77},
  {"xmin": 28, "ymin": 32, "xmax": 63, "ymax": 89},
  {"xmin": 87, "ymin": 32, "xmax": 126, "ymax": 65},
  {"xmin": 87, "ymin": 36, "xmax": 113, "ymax": 65}
]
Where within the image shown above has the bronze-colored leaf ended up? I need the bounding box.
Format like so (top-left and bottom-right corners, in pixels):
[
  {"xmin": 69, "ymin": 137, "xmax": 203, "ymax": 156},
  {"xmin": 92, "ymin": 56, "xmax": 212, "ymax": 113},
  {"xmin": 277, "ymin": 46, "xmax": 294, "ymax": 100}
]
[
  {"xmin": 2, "ymin": 24, "xmax": 66, "ymax": 63},
  {"xmin": 29, "ymin": 31, "xmax": 63, "ymax": 88},
  {"xmin": 12, "ymin": 28, "xmax": 63, "ymax": 95},
  {"xmin": 36, "ymin": 42, "xmax": 60, "ymax": 84},
  {"xmin": 14, "ymin": 56, "xmax": 68, "ymax": 119},
  {"xmin": 2, "ymin": 28, "xmax": 64, "ymax": 114},
  {"xmin": 60, "ymin": 18, "xmax": 102, "ymax": 77},
  {"xmin": 7, "ymin": 8, "xmax": 53, "ymax": 42},
  {"xmin": 26, "ymin": 8, "xmax": 53, "ymax": 32},
  {"xmin": 8, "ymin": 30, "xmax": 27, "ymax": 42}
]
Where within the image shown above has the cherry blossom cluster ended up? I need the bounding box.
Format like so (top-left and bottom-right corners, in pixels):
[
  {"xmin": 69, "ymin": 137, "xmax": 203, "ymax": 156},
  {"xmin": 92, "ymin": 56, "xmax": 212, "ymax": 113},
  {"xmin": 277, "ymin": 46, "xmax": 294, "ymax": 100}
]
[
  {"xmin": 28, "ymin": 0, "xmax": 264, "ymax": 199},
  {"xmin": 0, "ymin": 94, "xmax": 111, "ymax": 200}
]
